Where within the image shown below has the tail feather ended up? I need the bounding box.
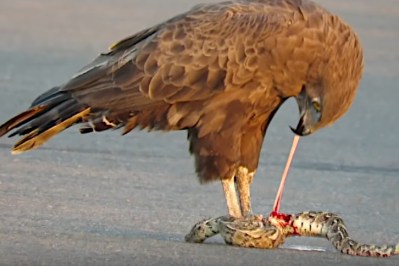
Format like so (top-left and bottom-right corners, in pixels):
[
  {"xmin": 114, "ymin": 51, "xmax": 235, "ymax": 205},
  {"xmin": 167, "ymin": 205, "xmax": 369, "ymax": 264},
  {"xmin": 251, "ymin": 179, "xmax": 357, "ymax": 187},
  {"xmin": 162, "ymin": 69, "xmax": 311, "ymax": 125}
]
[
  {"xmin": 30, "ymin": 86, "xmax": 63, "ymax": 107},
  {"xmin": 0, "ymin": 88, "xmax": 92, "ymax": 154},
  {"xmin": 8, "ymin": 99, "xmax": 75, "ymax": 137},
  {"xmin": 0, "ymin": 106, "xmax": 48, "ymax": 138},
  {"xmin": 11, "ymin": 108, "xmax": 90, "ymax": 154}
]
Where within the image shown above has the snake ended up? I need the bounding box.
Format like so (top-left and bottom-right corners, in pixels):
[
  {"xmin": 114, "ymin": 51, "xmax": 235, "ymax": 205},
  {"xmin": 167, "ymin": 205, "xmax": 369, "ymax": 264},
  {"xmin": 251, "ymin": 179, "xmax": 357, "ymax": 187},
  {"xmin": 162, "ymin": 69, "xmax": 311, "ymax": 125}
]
[{"xmin": 185, "ymin": 211, "xmax": 399, "ymax": 257}]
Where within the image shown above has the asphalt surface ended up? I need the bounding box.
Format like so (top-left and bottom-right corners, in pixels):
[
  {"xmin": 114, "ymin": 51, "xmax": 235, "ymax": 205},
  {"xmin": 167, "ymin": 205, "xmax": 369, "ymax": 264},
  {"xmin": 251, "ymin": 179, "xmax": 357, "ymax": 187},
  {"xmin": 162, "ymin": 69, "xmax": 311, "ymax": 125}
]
[{"xmin": 0, "ymin": 1, "xmax": 398, "ymax": 265}]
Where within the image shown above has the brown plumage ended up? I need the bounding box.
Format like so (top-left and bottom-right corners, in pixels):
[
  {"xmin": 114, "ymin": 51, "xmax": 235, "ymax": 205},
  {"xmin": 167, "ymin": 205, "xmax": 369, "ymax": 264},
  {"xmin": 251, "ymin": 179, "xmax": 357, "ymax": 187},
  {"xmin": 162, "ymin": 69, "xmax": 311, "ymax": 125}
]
[{"xmin": 0, "ymin": 0, "xmax": 363, "ymax": 218}]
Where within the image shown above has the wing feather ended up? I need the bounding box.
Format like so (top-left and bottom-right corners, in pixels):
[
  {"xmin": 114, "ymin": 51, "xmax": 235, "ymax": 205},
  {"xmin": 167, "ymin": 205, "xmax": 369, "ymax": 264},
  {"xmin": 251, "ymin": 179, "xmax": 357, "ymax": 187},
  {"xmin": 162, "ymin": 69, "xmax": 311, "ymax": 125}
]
[{"xmin": 56, "ymin": 1, "xmax": 319, "ymax": 132}]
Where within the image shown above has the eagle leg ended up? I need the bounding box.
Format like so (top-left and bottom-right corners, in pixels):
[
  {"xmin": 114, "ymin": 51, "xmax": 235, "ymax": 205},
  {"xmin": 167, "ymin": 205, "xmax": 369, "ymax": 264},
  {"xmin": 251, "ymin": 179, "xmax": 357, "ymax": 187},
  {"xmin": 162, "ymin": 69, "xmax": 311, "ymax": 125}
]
[
  {"xmin": 221, "ymin": 177, "xmax": 242, "ymax": 218},
  {"xmin": 235, "ymin": 167, "xmax": 254, "ymax": 217}
]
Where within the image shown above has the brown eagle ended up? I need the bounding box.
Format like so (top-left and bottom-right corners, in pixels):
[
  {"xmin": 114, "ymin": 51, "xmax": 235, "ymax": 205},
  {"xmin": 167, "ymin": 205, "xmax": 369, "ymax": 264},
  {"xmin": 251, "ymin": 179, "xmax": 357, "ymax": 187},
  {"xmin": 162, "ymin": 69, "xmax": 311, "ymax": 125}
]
[{"xmin": 0, "ymin": 0, "xmax": 363, "ymax": 218}]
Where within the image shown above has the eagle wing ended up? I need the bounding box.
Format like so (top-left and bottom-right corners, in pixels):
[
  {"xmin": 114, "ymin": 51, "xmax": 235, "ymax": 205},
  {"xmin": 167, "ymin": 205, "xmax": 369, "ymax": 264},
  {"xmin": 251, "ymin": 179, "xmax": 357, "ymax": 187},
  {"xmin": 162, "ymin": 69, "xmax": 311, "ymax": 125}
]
[
  {"xmin": 57, "ymin": 1, "xmax": 312, "ymax": 132},
  {"xmin": 1, "ymin": 0, "xmax": 321, "ymax": 154}
]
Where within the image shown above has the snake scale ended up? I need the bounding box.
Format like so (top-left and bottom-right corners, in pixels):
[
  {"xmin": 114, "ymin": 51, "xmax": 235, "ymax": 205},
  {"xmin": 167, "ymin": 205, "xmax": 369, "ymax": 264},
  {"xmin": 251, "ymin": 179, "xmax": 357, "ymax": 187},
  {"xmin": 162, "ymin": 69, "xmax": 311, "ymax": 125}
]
[{"xmin": 185, "ymin": 211, "xmax": 399, "ymax": 257}]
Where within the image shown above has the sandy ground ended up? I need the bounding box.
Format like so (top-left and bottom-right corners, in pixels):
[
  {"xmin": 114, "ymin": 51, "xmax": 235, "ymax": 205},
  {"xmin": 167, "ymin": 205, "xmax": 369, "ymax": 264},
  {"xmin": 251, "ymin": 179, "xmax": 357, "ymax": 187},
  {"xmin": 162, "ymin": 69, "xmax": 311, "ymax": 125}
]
[{"xmin": 0, "ymin": 0, "xmax": 398, "ymax": 265}]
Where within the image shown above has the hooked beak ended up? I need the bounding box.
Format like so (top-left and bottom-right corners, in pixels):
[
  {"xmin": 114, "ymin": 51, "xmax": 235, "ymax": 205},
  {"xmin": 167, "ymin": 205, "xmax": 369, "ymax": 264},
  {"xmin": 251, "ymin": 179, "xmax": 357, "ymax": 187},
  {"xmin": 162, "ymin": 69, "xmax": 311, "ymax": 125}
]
[{"xmin": 290, "ymin": 116, "xmax": 311, "ymax": 136}]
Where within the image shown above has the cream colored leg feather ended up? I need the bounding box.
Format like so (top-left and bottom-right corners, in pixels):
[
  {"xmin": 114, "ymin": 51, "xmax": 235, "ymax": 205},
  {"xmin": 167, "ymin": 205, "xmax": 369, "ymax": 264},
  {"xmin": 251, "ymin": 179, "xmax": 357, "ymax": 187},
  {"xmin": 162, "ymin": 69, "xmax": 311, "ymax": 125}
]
[
  {"xmin": 235, "ymin": 167, "xmax": 254, "ymax": 216},
  {"xmin": 221, "ymin": 177, "xmax": 242, "ymax": 218}
]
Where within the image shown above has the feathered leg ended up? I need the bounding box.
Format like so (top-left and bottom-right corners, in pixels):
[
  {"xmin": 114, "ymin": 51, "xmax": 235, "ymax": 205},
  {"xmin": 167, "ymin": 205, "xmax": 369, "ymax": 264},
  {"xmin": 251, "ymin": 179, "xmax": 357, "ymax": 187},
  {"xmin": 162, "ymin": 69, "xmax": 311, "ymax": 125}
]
[
  {"xmin": 235, "ymin": 167, "xmax": 254, "ymax": 216},
  {"xmin": 221, "ymin": 177, "xmax": 242, "ymax": 218}
]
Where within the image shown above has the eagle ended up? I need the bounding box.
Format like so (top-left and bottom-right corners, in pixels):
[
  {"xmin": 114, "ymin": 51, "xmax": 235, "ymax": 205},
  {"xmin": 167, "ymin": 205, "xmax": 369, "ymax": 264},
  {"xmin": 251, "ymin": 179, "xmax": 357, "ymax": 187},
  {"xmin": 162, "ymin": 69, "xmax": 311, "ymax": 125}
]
[{"xmin": 0, "ymin": 0, "xmax": 363, "ymax": 218}]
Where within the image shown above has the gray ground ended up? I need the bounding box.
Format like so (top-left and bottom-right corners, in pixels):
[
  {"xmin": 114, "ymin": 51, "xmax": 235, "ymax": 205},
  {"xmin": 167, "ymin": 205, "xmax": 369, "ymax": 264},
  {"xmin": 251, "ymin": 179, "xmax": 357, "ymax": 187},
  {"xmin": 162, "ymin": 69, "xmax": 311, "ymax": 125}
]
[{"xmin": 0, "ymin": 0, "xmax": 398, "ymax": 265}]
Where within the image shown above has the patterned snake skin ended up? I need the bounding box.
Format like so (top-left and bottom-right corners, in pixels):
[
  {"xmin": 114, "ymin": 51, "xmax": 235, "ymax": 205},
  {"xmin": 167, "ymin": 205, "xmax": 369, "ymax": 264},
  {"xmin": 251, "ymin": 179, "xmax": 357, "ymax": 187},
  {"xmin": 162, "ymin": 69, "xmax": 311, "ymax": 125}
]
[{"xmin": 185, "ymin": 211, "xmax": 399, "ymax": 257}]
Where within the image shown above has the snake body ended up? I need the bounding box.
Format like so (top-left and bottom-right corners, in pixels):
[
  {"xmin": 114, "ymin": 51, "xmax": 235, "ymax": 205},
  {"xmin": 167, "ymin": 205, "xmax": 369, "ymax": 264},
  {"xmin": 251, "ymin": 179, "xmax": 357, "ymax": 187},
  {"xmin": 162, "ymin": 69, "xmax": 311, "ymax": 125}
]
[{"xmin": 185, "ymin": 211, "xmax": 399, "ymax": 257}]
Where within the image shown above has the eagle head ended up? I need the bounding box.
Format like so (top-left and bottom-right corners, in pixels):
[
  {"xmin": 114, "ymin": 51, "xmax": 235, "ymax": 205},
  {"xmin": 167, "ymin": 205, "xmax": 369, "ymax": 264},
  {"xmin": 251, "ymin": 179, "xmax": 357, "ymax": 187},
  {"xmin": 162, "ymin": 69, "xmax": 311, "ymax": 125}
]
[{"xmin": 291, "ymin": 24, "xmax": 364, "ymax": 137}]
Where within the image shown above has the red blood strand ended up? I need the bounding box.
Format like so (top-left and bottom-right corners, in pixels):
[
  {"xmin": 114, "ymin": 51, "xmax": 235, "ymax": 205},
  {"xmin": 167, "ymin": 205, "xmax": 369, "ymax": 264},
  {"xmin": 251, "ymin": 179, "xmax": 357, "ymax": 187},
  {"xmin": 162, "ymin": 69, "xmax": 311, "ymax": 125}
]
[{"xmin": 272, "ymin": 135, "xmax": 300, "ymax": 213}]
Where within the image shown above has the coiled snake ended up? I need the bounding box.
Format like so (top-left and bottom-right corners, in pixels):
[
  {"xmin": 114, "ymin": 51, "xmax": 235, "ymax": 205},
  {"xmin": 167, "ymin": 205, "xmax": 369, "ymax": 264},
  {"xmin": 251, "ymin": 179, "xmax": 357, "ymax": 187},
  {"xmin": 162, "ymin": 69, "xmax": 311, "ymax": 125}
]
[{"xmin": 185, "ymin": 211, "xmax": 399, "ymax": 257}]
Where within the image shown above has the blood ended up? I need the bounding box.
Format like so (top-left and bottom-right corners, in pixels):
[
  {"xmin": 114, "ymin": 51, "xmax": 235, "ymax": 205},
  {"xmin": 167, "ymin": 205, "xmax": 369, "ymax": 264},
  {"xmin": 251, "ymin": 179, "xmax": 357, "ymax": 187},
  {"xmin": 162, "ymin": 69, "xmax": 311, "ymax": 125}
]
[
  {"xmin": 269, "ymin": 211, "xmax": 291, "ymax": 223},
  {"xmin": 271, "ymin": 135, "xmax": 300, "ymax": 213},
  {"xmin": 268, "ymin": 211, "xmax": 301, "ymax": 236},
  {"xmin": 267, "ymin": 135, "xmax": 301, "ymax": 236}
]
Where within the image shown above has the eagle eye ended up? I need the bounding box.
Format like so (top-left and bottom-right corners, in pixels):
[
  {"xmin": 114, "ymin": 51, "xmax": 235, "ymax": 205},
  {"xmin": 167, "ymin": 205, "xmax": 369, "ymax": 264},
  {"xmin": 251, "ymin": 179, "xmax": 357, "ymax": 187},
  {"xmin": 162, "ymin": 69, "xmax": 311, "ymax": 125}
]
[{"xmin": 312, "ymin": 100, "xmax": 321, "ymax": 113}]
